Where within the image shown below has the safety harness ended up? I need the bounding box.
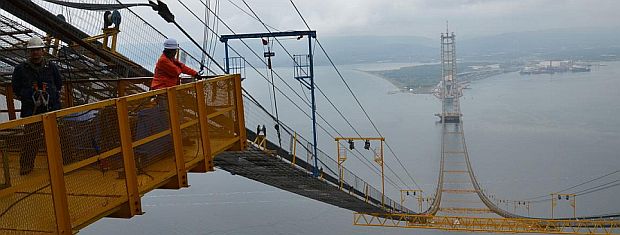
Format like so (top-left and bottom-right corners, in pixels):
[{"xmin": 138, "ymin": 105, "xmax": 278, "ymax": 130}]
[{"xmin": 31, "ymin": 82, "xmax": 50, "ymax": 114}]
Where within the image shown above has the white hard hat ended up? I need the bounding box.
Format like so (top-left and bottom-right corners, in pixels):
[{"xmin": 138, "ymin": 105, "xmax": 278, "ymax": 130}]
[
  {"xmin": 27, "ymin": 36, "xmax": 45, "ymax": 49},
  {"xmin": 163, "ymin": 38, "xmax": 178, "ymax": 49}
]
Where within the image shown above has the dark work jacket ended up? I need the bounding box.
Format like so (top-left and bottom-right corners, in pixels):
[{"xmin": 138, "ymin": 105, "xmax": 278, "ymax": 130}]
[{"xmin": 12, "ymin": 60, "xmax": 62, "ymax": 117}]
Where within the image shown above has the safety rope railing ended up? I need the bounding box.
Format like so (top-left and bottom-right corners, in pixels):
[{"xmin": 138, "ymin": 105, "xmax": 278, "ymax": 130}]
[
  {"xmin": 242, "ymin": 95, "xmax": 413, "ymax": 214},
  {"xmin": 0, "ymin": 74, "xmax": 245, "ymax": 234}
]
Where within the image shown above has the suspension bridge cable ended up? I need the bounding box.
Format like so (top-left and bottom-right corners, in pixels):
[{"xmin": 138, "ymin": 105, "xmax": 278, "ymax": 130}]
[
  {"xmin": 181, "ymin": 3, "xmax": 400, "ymax": 188},
  {"xmin": 200, "ymin": 0, "xmax": 209, "ymax": 72},
  {"xmin": 572, "ymin": 179, "xmax": 620, "ymax": 196},
  {"xmin": 239, "ymin": 0, "xmax": 412, "ymax": 189},
  {"xmin": 222, "ymin": 3, "xmax": 407, "ymax": 188},
  {"xmin": 167, "ymin": 4, "xmax": 225, "ymax": 73},
  {"xmin": 520, "ymin": 170, "xmax": 620, "ymax": 201},
  {"xmin": 226, "ymin": 0, "xmax": 619, "ymax": 210},
  {"xmin": 190, "ymin": 1, "xmax": 399, "ymax": 180},
  {"xmin": 208, "ymin": 0, "xmax": 221, "ymax": 69},
  {"xmin": 179, "ymin": 2, "xmax": 405, "ymax": 189},
  {"xmin": 110, "ymin": 0, "xmax": 213, "ymax": 74},
  {"xmin": 264, "ymin": 39, "xmax": 282, "ymax": 146},
  {"xmin": 529, "ymin": 178, "xmax": 620, "ymax": 203},
  {"xmin": 241, "ymin": 88, "xmax": 403, "ymax": 189},
  {"xmin": 198, "ymin": 0, "xmax": 314, "ymax": 109},
  {"xmin": 224, "ymin": 0, "xmax": 279, "ymax": 31},
  {"xmin": 288, "ymin": 0, "xmax": 422, "ymax": 191},
  {"xmin": 226, "ymin": 1, "xmax": 364, "ymax": 139}
]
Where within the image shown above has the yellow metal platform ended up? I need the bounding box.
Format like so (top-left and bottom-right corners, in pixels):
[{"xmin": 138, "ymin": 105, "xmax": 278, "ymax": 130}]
[{"xmin": 0, "ymin": 75, "xmax": 245, "ymax": 234}]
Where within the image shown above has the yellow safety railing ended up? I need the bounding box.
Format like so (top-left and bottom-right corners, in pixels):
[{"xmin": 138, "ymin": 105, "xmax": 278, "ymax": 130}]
[{"xmin": 0, "ymin": 74, "xmax": 245, "ymax": 234}]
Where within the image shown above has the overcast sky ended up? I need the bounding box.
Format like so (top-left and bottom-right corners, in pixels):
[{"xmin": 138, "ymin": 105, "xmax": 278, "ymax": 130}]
[{"xmin": 149, "ymin": 0, "xmax": 620, "ymax": 40}]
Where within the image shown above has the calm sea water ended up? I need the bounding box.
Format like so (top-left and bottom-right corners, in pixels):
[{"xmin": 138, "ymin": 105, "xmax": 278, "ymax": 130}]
[{"xmin": 84, "ymin": 62, "xmax": 620, "ymax": 234}]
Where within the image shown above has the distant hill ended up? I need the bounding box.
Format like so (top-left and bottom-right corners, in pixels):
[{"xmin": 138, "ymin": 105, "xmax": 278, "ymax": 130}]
[
  {"xmin": 459, "ymin": 27, "xmax": 620, "ymax": 61},
  {"xmin": 315, "ymin": 28, "xmax": 620, "ymax": 64},
  {"xmin": 170, "ymin": 28, "xmax": 620, "ymax": 69},
  {"xmin": 316, "ymin": 35, "xmax": 437, "ymax": 64}
]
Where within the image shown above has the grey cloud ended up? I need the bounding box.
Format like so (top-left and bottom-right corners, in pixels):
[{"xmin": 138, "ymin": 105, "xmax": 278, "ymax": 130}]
[{"xmin": 152, "ymin": 0, "xmax": 620, "ymax": 39}]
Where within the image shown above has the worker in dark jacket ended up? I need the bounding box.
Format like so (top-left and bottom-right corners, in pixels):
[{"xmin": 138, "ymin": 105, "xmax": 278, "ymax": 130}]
[
  {"xmin": 12, "ymin": 36, "xmax": 63, "ymax": 175},
  {"xmin": 150, "ymin": 38, "xmax": 198, "ymax": 90}
]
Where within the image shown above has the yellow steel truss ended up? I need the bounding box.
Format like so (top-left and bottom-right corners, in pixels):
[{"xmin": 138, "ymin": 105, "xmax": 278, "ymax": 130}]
[
  {"xmin": 353, "ymin": 213, "xmax": 620, "ymax": 234},
  {"xmin": 438, "ymin": 207, "xmax": 493, "ymax": 214}
]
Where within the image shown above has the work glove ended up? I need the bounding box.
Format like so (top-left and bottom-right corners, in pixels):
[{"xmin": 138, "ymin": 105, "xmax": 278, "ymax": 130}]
[{"xmin": 194, "ymin": 70, "xmax": 204, "ymax": 81}]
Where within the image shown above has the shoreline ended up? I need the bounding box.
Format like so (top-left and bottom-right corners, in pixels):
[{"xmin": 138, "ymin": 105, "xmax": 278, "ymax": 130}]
[
  {"xmin": 354, "ymin": 69, "xmax": 435, "ymax": 94},
  {"xmin": 356, "ymin": 68, "xmax": 506, "ymax": 95}
]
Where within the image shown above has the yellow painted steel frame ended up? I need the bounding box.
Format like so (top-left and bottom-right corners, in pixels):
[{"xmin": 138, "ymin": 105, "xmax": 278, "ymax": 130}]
[
  {"xmin": 291, "ymin": 132, "xmax": 298, "ymax": 166},
  {"xmin": 114, "ymin": 98, "xmax": 142, "ymax": 218},
  {"xmin": 43, "ymin": 113, "xmax": 72, "ymax": 235},
  {"xmin": 163, "ymin": 88, "xmax": 188, "ymax": 189},
  {"xmin": 231, "ymin": 74, "xmax": 247, "ymax": 151},
  {"xmin": 194, "ymin": 82, "xmax": 214, "ymax": 172},
  {"xmin": 353, "ymin": 213, "xmax": 620, "ymax": 235},
  {"xmin": 552, "ymin": 193, "xmax": 577, "ymax": 219},
  {"xmin": 0, "ymin": 75, "xmax": 245, "ymax": 233},
  {"xmin": 254, "ymin": 135, "xmax": 267, "ymax": 149},
  {"xmin": 400, "ymin": 189, "xmax": 423, "ymax": 212},
  {"xmin": 82, "ymin": 28, "xmax": 119, "ymax": 52},
  {"xmin": 335, "ymin": 137, "xmax": 385, "ymax": 207}
]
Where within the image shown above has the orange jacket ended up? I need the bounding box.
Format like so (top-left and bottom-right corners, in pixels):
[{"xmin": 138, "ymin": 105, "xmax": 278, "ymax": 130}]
[{"xmin": 151, "ymin": 54, "xmax": 197, "ymax": 90}]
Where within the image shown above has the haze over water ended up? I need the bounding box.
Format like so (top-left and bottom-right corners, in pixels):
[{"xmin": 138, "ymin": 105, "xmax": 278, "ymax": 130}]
[{"xmin": 86, "ymin": 61, "xmax": 620, "ymax": 234}]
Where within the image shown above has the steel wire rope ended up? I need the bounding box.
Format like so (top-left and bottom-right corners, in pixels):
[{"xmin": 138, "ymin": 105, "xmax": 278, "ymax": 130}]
[
  {"xmin": 225, "ymin": 0, "xmax": 279, "ymax": 31},
  {"xmin": 188, "ymin": 0, "xmax": 314, "ymax": 110},
  {"xmin": 290, "ymin": 0, "xmax": 422, "ymax": 189},
  {"xmin": 240, "ymin": 0, "xmax": 415, "ymax": 190},
  {"xmin": 211, "ymin": 0, "xmax": 221, "ymax": 59},
  {"xmin": 238, "ymin": 0, "xmax": 412, "ymax": 190},
  {"xmin": 180, "ymin": 0, "xmax": 405, "ymax": 189},
  {"xmin": 0, "ymin": 183, "xmax": 51, "ymax": 219},
  {"xmin": 81, "ymin": 0, "xmax": 216, "ymax": 75},
  {"xmin": 261, "ymin": 38, "xmax": 274, "ymax": 113},
  {"xmin": 243, "ymin": 88, "xmax": 401, "ymax": 189},
  {"xmin": 206, "ymin": 0, "xmax": 220, "ymax": 70},
  {"xmin": 263, "ymin": 38, "xmax": 283, "ymax": 147},
  {"xmin": 234, "ymin": 0, "xmax": 412, "ymax": 189},
  {"xmin": 573, "ymin": 181, "xmax": 620, "ymax": 197},
  {"xmin": 568, "ymin": 179, "xmax": 620, "ymax": 196},
  {"xmin": 242, "ymin": 88, "xmax": 402, "ymax": 189},
  {"xmin": 518, "ymin": 170, "xmax": 620, "ymax": 201},
  {"xmin": 182, "ymin": 0, "xmax": 409, "ymax": 191},
  {"xmin": 186, "ymin": 0, "xmax": 412, "ymax": 193},
  {"xmin": 243, "ymin": 90, "xmax": 390, "ymax": 184},
  {"xmin": 200, "ymin": 0, "xmax": 210, "ymax": 73},
  {"xmin": 287, "ymin": 0, "xmax": 422, "ymax": 191},
  {"xmin": 235, "ymin": 1, "xmax": 407, "ymax": 189},
  {"xmin": 108, "ymin": 0, "xmax": 225, "ymax": 74},
  {"xmin": 529, "ymin": 178, "xmax": 620, "ymax": 203}
]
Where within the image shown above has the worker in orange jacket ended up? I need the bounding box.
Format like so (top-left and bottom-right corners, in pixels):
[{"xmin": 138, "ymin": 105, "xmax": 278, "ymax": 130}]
[{"xmin": 151, "ymin": 38, "xmax": 198, "ymax": 90}]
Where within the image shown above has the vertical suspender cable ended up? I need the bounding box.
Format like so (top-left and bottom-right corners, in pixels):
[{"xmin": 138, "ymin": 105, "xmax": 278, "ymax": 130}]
[
  {"xmin": 222, "ymin": 0, "xmax": 413, "ymax": 190},
  {"xmin": 288, "ymin": 0, "xmax": 422, "ymax": 191},
  {"xmin": 199, "ymin": 0, "xmax": 209, "ymax": 73},
  {"xmin": 183, "ymin": 0, "xmax": 405, "ymax": 189}
]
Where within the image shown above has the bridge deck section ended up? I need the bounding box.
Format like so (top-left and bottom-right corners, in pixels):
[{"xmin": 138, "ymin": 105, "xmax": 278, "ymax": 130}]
[{"xmin": 216, "ymin": 145, "xmax": 388, "ymax": 214}]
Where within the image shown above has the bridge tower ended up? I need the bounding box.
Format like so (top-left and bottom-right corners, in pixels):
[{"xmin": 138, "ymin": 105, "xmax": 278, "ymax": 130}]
[{"xmin": 439, "ymin": 26, "xmax": 461, "ymax": 123}]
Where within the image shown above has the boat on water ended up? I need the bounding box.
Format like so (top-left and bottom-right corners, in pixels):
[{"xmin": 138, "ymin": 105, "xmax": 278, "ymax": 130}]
[{"xmin": 569, "ymin": 65, "xmax": 591, "ymax": 72}]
